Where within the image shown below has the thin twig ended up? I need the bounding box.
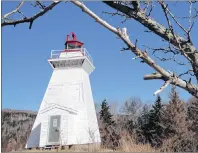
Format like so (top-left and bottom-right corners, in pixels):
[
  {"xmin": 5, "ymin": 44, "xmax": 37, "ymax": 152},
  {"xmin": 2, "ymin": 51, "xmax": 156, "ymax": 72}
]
[
  {"xmin": 154, "ymin": 80, "xmax": 171, "ymax": 95},
  {"xmin": 159, "ymin": 0, "xmax": 188, "ymax": 34},
  {"xmin": 2, "ymin": 1, "xmax": 61, "ymax": 29},
  {"xmin": 3, "ymin": 0, "xmax": 24, "ymax": 19},
  {"xmin": 179, "ymin": 69, "xmax": 194, "ymax": 77}
]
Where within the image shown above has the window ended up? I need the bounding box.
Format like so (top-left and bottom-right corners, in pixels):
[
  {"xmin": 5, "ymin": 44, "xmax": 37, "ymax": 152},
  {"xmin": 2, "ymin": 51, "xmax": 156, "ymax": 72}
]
[
  {"xmin": 53, "ymin": 119, "xmax": 57, "ymax": 127},
  {"xmin": 67, "ymin": 44, "xmax": 82, "ymax": 49},
  {"xmin": 68, "ymin": 44, "xmax": 76, "ymax": 49}
]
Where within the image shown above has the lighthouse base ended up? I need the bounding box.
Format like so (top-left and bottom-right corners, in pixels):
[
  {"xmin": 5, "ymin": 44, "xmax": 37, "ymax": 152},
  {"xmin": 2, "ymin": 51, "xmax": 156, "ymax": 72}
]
[
  {"xmin": 27, "ymin": 143, "xmax": 101, "ymax": 152},
  {"xmin": 26, "ymin": 68, "xmax": 101, "ymax": 148}
]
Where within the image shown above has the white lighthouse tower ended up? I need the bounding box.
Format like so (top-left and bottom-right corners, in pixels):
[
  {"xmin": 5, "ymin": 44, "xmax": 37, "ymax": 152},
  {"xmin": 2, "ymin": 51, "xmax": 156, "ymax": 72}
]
[{"xmin": 26, "ymin": 33, "xmax": 101, "ymax": 148}]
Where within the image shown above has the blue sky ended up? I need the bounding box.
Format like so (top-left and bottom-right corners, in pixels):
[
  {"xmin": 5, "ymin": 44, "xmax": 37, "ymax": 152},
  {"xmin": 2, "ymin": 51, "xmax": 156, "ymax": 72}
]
[{"xmin": 2, "ymin": 2, "xmax": 197, "ymax": 111}]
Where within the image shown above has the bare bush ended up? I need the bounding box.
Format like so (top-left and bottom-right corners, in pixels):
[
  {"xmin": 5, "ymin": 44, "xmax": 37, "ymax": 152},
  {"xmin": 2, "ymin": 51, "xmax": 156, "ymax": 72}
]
[{"xmin": 121, "ymin": 97, "xmax": 142, "ymax": 121}]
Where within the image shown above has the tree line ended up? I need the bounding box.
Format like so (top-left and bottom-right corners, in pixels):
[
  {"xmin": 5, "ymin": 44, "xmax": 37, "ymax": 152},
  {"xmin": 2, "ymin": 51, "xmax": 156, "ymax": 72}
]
[
  {"xmin": 98, "ymin": 86, "xmax": 198, "ymax": 152},
  {"xmin": 2, "ymin": 86, "xmax": 198, "ymax": 152}
]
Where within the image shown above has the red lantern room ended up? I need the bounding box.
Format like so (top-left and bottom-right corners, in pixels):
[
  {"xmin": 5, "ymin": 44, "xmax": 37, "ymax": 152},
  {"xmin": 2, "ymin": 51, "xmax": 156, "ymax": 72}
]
[
  {"xmin": 49, "ymin": 32, "xmax": 93, "ymax": 70},
  {"xmin": 65, "ymin": 32, "xmax": 84, "ymax": 49}
]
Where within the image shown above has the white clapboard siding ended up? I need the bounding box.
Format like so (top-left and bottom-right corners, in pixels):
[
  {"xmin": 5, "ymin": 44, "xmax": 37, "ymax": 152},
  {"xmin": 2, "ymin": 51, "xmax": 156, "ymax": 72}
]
[
  {"xmin": 60, "ymin": 113, "xmax": 69, "ymax": 145},
  {"xmin": 39, "ymin": 117, "xmax": 48, "ymax": 147}
]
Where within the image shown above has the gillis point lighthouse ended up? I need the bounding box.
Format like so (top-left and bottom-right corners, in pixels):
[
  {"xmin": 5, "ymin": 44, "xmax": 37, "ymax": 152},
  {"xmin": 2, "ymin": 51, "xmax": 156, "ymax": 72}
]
[{"xmin": 26, "ymin": 33, "xmax": 101, "ymax": 148}]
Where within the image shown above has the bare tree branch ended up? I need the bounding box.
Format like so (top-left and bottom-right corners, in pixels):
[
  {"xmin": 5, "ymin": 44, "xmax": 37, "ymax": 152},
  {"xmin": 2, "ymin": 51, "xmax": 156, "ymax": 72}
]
[
  {"xmin": 179, "ymin": 69, "xmax": 194, "ymax": 77},
  {"xmin": 2, "ymin": 0, "xmax": 24, "ymax": 20},
  {"xmin": 159, "ymin": 0, "xmax": 189, "ymax": 35},
  {"xmin": 144, "ymin": 73, "xmax": 164, "ymax": 80},
  {"xmin": 120, "ymin": 47, "xmax": 130, "ymax": 52},
  {"xmin": 35, "ymin": 1, "xmax": 46, "ymax": 10},
  {"xmin": 2, "ymin": 1, "xmax": 61, "ymax": 29},
  {"xmin": 103, "ymin": 1, "xmax": 198, "ymax": 81},
  {"xmin": 144, "ymin": 44, "xmax": 187, "ymax": 66},
  {"xmin": 71, "ymin": 1, "xmax": 198, "ymax": 98},
  {"xmin": 154, "ymin": 80, "xmax": 171, "ymax": 95},
  {"xmin": 142, "ymin": 0, "xmax": 151, "ymax": 14},
  {"xmin": 145, "ymin": 1, "xmax": 154, "ymax": 17}
]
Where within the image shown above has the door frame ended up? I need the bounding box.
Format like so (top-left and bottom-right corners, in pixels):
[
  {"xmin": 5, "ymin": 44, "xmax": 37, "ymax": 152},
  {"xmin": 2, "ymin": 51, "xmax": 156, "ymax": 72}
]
[{"xmin": 47, "ymin": 115, "xmax": 61, "ymax": 145}]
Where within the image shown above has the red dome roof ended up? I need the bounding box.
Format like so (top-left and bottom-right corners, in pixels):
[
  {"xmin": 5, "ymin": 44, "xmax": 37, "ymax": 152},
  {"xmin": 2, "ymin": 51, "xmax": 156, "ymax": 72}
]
[{"xmin": 65, "ymin": 32, "xmax": 84, "ymax": 47}]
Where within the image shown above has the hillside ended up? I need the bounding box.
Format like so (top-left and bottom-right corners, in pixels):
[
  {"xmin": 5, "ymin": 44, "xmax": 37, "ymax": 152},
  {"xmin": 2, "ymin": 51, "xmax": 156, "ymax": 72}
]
[{"xmin": 1, "ymin": 109, "xmax": 37, "ymax": 152}]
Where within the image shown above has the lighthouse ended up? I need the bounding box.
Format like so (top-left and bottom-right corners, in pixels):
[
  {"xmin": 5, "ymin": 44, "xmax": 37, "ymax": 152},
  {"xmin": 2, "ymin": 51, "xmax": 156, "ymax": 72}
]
[{"xmin": 26, "ymin": 33, "xmax": 101, "ymax": 148}]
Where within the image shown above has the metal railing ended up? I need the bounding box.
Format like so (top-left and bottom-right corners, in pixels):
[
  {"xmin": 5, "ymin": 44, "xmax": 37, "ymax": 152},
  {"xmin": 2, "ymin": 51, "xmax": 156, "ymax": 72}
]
[{"xmin": 50, "ymin": 48, "xmax": 93, "ymax": 64}]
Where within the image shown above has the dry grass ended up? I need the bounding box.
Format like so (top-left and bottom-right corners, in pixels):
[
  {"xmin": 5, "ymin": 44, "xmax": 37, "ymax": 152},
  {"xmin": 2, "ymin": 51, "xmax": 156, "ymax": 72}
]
[
  {"xmin": 21, "ymin": 138, "xmax": 157, "ymax": 152},
  {"xmin": 119, "ymin": 135, "xmax": 157, "ymax": 152},
  {"xmin": 21, "ymin": 133, "xmax": 157, "ymax": 152}
]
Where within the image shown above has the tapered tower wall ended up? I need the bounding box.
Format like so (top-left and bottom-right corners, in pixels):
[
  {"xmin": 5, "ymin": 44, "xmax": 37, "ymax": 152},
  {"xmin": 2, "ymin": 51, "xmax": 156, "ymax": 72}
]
[{"xmin": 26, "ymin": 67, "xmax": 101, "ymax": 148}]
